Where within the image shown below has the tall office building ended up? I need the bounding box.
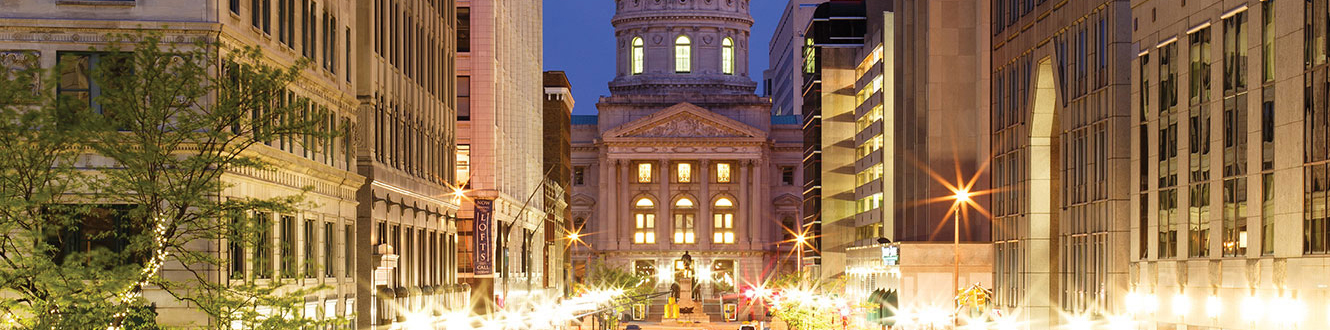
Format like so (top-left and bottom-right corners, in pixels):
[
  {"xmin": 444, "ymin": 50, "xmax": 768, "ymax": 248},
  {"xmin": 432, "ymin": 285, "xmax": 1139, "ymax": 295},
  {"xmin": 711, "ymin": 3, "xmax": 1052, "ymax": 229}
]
[
  {"xmin": 987, "ymin": 0, "xmax": 1134, "ymax": 328},
  {"xmin": 766, "ymin": 0, "xmax": 826, "ymax": 116},
  {"xmin": 353, "ymin": 0, "xmax": 461, "ymax": 327},
  {"xmin": 816, "ymin": 1, "xmax": 994, "ymax": 322},
  {"xmin": 1129, "ymin": 1, "xmax": 1330, "ymax": 328},
  {"xmin": 453, "ymin": 0, "xmax": 547, "ymax": 316},
  {"xmin": 568, "ymin": 0, "xmax": 804, "ymax": 322}
]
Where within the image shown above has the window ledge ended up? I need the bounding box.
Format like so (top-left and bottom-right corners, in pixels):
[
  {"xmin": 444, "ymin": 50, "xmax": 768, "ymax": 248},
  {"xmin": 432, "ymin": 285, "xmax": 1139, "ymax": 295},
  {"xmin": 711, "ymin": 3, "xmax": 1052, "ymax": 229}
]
[{"xmin": 56, "ymin": 0, "xmax": 134, "ymax": 6}]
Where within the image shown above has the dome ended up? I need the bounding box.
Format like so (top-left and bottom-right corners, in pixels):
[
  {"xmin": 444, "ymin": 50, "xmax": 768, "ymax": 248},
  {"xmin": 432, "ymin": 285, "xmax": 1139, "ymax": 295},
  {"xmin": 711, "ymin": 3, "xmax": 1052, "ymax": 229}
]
[{"xmin": 609, "ymin": 0, "xmax": 758, "ymax": 95}]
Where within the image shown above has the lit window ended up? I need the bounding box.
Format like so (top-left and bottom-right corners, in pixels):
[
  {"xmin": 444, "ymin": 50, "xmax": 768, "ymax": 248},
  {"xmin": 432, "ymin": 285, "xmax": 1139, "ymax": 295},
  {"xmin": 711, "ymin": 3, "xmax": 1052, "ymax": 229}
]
[
  {"xmin": 455, "ymin": 144, "xmax": 471, "ymax": 187},
  {"xmin": 677, "ymin": 163, "xmax": 692, "ymax": 183},
  {"xmin": 674, "ymin": 198, "xmax": 696, "ymax": 244},
  {"xmin": 638, "ymin": 163, "xmax": 653, "ymax": 183},
  {"xmin": 716, "ymin": 163, "xmax": 732, "ymax": 183},
  {"xmin": 634, "ymin": 198, "xmax": 656, "ymax": 244},
  {"xmin": 722, "ymin": 37, "xmax": 734, "ymax": 75},
  {"xmin": 713, "ymin": 198, "xmax": 735, "ymax": 244},
  {"xmin": 632, "ymin": 37, "xmax": 644, "ymax": 75},
  {"xmin": 675, "ymin": 36, "xmax": 691, "ymax": 73}
]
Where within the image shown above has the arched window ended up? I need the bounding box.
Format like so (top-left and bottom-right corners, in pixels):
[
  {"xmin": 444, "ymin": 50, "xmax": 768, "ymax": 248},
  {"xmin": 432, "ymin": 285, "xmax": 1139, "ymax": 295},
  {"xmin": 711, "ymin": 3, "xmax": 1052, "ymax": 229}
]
[
  {"xmin": 673, "ymin": 197, "xmax": 696, "ymax": 244},
  {"xmin": 634, "ymin": 198, "xmax": 656, "ymax": 244},
  {"xmin": 675, "ymin": 36, "xmax": 691, "ymax": 73},
  {"xmin": 713, "ymin": 197, "xmax": 736, "ymax": 244},
  {"xmin": 631, "ymin": 37, "xmax": 645, "ymax": 75},
  {"xmin": 721, "ymin": 37, "xmax": 734, "ymax": 75}
]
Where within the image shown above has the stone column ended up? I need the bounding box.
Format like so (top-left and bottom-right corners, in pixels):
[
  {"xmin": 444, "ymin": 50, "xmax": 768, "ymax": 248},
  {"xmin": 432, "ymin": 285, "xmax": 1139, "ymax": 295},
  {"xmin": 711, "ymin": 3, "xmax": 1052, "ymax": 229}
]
[
  {"xmin": 659, "ymin": 159, "xmax": 671, "ymax": 248},
  {"xmin": 700, "ymin": 159, "xmax": 711, "ymax": 249},
  {"xmin": 758, "ymin": 155, "xmax": 772, "ymax": 245},
  {"xmin": 620, "ymin": 160, "xmax": 631, "ymax": 249},
  {"xmin": 601, "ymin": 158, "xmax": 616, "ymax": 248},
  {"xmin": 738, "ymin": 160, "xmax": 750, "ymax": 249}
]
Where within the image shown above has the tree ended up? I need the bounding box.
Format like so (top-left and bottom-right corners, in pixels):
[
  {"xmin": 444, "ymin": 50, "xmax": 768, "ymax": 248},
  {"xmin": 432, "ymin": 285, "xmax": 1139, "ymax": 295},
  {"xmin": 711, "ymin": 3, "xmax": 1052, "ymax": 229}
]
[
  {"xmin": 764, "ymin": 270, "xmax": 845, "ymax": 330},
  {"xmin": 573, "ymin": 260, "xmax": 655, "ymax": 329},
  {"xmin": 0, "ymin": 32, "xmax": 345, "ymax": 329}
]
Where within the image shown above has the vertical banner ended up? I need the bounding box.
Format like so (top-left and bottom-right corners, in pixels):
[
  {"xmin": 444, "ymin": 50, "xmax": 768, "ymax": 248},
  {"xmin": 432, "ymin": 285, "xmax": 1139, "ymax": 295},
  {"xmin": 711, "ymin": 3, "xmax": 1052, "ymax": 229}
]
[{"xmin": 474, "ymin": 199, "xmax": 494, "ymax": 275}]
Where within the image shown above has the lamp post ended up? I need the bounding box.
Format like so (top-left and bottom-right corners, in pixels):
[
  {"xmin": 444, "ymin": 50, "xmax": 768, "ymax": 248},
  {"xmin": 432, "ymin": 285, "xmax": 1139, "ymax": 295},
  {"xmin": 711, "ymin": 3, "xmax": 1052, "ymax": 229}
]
[
  {"xmin": 950, "ymin": 188, "xmax": 972, "ymax": 314},
  {"xmin": 795, "ymin": 233, "xmax": 807, "ymax": 273}
]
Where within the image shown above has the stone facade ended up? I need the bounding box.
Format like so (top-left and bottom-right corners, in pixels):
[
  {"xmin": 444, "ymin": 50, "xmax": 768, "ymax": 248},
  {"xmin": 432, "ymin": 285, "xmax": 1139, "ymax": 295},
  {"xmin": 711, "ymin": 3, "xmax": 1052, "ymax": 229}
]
[
  {"xmin": 988, "ymin": 0, "xmax": 1134, "ymax": 328},
  {"xmin": 1129, "ymin": 0, "xmax": 1330, "ymax": 328},
  {"xmin": 570, "ymin": 0, "xmax": 803, "ymax": 322},
  {"xmin": 353, "ymin": 0, "xmax": 462, "ymax": 327},
  {"xmin": 453, "ymin": 0, "xmax": 548, "ymax": 316}
]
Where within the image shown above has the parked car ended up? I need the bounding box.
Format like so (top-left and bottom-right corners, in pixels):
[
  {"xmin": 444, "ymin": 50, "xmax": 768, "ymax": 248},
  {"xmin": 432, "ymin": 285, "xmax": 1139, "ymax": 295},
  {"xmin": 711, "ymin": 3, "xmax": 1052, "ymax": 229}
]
[
  {"xmin": 624, "ymin": 325, "xmax": 641, "ymax": 330},
  {"xmin": 738, "ymin": 325, "xmax": 756, "ymax": 330}
]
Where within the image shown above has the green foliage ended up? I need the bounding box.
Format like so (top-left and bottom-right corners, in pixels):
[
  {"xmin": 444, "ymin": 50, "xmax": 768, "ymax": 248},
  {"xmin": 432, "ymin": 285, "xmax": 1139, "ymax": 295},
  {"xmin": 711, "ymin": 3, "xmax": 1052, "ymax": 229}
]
[
  {"xmin": 0, "ymin": 31, "xmax": 345, "ymax": 329},
  {"xmin": 766, "ymin": 270, "xmax": 845, "ymax": 330},
  {"xmin": 573, "ymin": 260, "xmax": 656, "ymax": 329}
]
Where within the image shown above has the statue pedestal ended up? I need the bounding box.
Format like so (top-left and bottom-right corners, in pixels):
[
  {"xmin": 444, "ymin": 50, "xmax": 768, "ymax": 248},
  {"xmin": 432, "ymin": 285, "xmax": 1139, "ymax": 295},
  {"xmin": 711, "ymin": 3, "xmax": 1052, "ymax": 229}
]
[{"xmin": 664, "ymin": 277, "xmax": 709, "ymax": 324}]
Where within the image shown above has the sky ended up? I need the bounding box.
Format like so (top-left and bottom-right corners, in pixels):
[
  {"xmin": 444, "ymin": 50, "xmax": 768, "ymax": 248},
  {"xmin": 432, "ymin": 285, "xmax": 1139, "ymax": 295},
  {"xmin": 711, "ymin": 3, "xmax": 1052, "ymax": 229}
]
[{"xmin": 543, "ymin": 0, "xmax": 788, "ymax": 116}]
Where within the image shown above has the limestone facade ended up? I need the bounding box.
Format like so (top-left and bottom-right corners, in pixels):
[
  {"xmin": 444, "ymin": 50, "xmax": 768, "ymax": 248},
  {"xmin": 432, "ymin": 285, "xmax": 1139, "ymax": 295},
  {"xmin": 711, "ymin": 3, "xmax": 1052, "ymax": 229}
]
[{"xmin": 1129, "ymin": 0, "xmax": 1330, "ymax": 328}]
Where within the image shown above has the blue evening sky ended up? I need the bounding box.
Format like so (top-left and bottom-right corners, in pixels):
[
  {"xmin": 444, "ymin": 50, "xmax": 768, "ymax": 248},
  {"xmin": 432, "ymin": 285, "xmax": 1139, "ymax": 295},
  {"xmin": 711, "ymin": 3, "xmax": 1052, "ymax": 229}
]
[{"xmin": 543, "ymin": 1, "xmax": 787, "ymax": 115}]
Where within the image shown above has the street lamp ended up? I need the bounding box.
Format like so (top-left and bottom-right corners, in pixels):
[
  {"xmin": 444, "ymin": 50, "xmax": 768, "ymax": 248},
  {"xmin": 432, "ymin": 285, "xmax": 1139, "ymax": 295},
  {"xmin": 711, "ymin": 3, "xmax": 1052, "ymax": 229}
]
[
  {"xmin": 950, "ymin": 188, "xmax": 972, "ymax": 313},
  {"xmin": 795, "ymin": 233, "xmax": 807, "ymax": 273}
]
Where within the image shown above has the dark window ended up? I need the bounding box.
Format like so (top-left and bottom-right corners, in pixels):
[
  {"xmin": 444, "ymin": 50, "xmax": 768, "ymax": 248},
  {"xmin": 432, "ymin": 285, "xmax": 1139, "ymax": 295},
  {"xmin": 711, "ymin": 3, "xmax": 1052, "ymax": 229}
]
[
  {"xmin": 254, "ymin": 213, "xmax": 273, "ymax": 279},
  {"xmin": 457, "ymin": 7, "xmax": 471, "ymax": 52},
  {"xmin": 45, "ymin": 205, "xmax": 141, "ymax": 267},
  {"xmin": 781, "ymin": 166, "xmax": 795, "ymax": 186},
  {"xmin": 457, "ymin": 76, "xmax": 471, "ymax": 120},
  {"xmin": 229, "ymin": 212, "xmax": 245, "ymax": 280},
  {"xmin": 281, "ymin": 216, "xmax": 295, "ymax": 278},
  {"xmin": 57, "ymin": 52, "xmax": 131, "ymax": 120},
  {"xmin": 574, "ymin": 166, "xmax": 586, "ymax": 185},
  {"xmin": 230, "ymin": 0, "xmax": 240, "ymax": 14},
  {"xmin": 345, "ymin": 224, "xmax": 354, "ymax": 277},
  {"xmin": 324, "ymin": 222, "xmax": 334, "ymax": 277},
  {"xmin": 304, "ymin": 219, "xmax": 316, "ymax": 278}
]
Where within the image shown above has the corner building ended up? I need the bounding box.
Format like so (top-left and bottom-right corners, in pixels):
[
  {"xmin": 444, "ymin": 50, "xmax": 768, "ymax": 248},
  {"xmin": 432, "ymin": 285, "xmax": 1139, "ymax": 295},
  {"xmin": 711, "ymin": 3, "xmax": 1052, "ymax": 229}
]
[
  {"xmin": 1130, "ymin": 0, "xmax": 1330, "ymax": 328},
  {"xmin": 989, "ymin": 0, "xmax": 1134, "ymax": 328},
  {"xmin": 569, "ymin": 0, "xmax": 803, "ymax": 321}
]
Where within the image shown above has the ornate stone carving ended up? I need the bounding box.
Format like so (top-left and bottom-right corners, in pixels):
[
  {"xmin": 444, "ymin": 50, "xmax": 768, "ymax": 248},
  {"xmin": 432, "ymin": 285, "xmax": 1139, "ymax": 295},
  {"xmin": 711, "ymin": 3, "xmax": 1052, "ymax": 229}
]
[{"xmin": 628, "ymin": 116, "xmax": 740, "ymax": 138}]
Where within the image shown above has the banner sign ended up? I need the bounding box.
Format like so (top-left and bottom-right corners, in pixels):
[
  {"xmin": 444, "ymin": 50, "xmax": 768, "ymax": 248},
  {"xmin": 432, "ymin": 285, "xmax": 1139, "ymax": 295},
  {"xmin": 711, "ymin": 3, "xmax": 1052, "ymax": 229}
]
[
  {"xmin": 474, "ymin": 199, "xmax": 494, "ymax": 275},
  {"xmin": 881, "ymin": 245, "xmax": 899, "ymax": 266}
]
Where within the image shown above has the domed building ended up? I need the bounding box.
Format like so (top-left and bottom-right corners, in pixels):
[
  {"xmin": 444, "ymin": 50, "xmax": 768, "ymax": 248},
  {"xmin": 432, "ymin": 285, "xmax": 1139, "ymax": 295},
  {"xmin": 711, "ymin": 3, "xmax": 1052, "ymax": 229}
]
[{"xmin": 568, "ymin": 0, "xmax": 804, "ymax": 322}]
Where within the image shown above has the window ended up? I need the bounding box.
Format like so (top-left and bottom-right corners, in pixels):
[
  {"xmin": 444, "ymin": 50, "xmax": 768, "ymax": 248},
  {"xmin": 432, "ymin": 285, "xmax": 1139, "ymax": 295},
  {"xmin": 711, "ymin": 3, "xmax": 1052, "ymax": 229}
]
[
  {"xmin": 282, "ymin": 216, "xmax": 295, "ymax": 278},
  {"xmin": 457, "ymin": 7, "xmax": 470, "ymax": 52},
  {"xmin": 255, "ymin": 213, "xmax": 272, "ymax": 279},
  {"xmin": 713, "ymin": 198, "xmax": 735, "ymax": 244},
  {"xmin": 1224, "ymin": 10, "xmax": 1248, "ymax": 93},
  {"xmin": 252, "ymin": 0, "xmax": 271, "ymax": 33},
  {"xmin": 711, "ymin": 260, "xmax": 735, "ymax": 289},
  {"xmin": 57, "ymin": 52, "xmax": 130, "ymax": 118},
  {"xmin": 304, "ymin": 219, "xmax": 316, "ymax": 278},
  {"xmin": 46, "ymin": 205, "xmax": 141, "ymax": 267},
  {"xmin": 1159, "ymin": 42, "xmax": 1180, "ymax": 189},
  {"xmin": 345, "ymin": 224, "xmax": 354, "ymax": 277},
  {"xmin": 229, "ymin": 212, "xmax": 245, "ymax": 280},
  {"xmin": 803, "ymin": 38, "xmax": 816, "ymax": 74},
  {"xmin": 1159, "ymin": 189, "xmax": 1178, "ymax": 258},
  {"xmin": 324, "ymin": 222, "xmax": 334, "ymax": 277},
  {"xmin": 1188, "ymin": 184, "xmax": 1210, "ymax": 257},
  {"xmin": 1263, "ymin": 0, "xmax": 1275, "ymax": 82},
  {"xmin": 1189, "ymin": 27, "xmax": 1212, "ymax": 103},
  {"xmin": 675, "ymin": 36, "xmax": 691, "ymax": 73},
  {"xmin": 674, "ymin": 198, "xmax": 696, "ymax": 244},
  {"xmin": 633, "ymin": 198, "xmax": 656, "ymax": 244},
  {"xmin": 781, "ymin": 166, "xmax": 795, "ymax": 186},
  {"xmin": 1222, "ymin": 179, "xmax": 1248, "ymax": 257},
  {"xmin": 677, "ymin": 163, "xmax": 692, "ymax": 183},
  {"xmin": 716, "ymin": 163, "xmax": 732, "ymax": 183},
  {"xmin": 574, "ymin": 166, "xmax": 586, "ymax": 185},
  {"xmin": 456, "ymin": 144, "xmax": 471, "ymax": 188},
  {"xmin": 230, "ymin": 0, "xmax": 240, "ymax": 14},
  {"xmin": 457, "ymin": 76, "xmax": 471, "ymax": 120},
  {"xmin": 638, "ymin": 163, "xmax": 653, "ymax": 183},
  {"xmin": 632, "ymin": 37, "xmax": 644, "ymax": 75},
  {"xmin": 722, "ymin": 37, "xmax": 734, "ymax": 75},
  {"xmin": 1262, "ymin": 173, "xmax": 1275, "ymax": 255}
]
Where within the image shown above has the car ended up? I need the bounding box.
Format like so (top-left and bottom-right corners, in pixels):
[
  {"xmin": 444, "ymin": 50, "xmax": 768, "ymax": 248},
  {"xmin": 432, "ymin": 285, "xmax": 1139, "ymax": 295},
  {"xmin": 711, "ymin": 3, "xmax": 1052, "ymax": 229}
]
[
  {"xmin": 738, "ymin": 325, "xmax": 756, "ymax": 330},
  {"xmin": 624, "ymin": 325, "xmax": 641, "ymax": 330}
]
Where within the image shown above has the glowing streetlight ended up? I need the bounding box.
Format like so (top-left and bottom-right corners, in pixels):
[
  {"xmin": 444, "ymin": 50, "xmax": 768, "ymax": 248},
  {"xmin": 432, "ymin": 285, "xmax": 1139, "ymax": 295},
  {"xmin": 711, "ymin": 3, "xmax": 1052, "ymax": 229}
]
[
  {"xmin": 950, "ymin": 187, "xmax": 971, "ymax": 314},
  {"xmin": 795, "ymin": 233, "xmax": 807, "ymax": 273}
]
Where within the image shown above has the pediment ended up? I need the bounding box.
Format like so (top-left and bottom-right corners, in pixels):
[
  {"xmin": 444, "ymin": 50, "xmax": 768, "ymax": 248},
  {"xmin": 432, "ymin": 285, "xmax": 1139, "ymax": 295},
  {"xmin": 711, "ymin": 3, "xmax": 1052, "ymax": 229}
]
[{"xmin": 605, "ymin": 103, "xmax": 765, "ymax": 139}]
